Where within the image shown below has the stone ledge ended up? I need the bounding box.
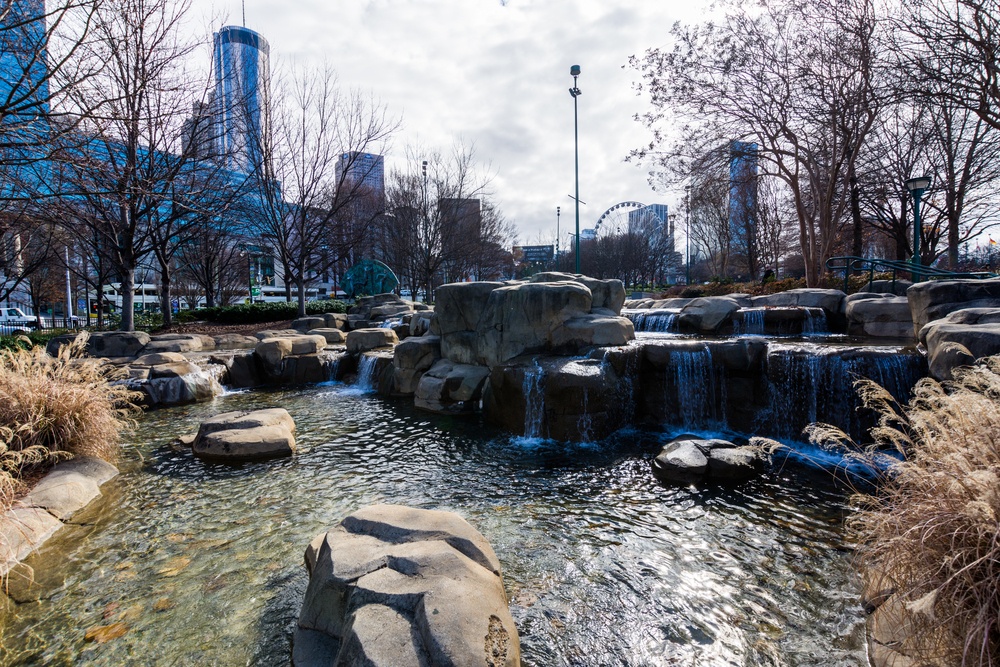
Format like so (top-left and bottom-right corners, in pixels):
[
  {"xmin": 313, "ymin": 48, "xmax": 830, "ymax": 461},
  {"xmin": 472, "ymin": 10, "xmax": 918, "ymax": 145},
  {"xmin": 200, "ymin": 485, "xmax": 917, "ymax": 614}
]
[{"xmin": 1, "ymin": 456, "xmax": 118, "ymax": 578}]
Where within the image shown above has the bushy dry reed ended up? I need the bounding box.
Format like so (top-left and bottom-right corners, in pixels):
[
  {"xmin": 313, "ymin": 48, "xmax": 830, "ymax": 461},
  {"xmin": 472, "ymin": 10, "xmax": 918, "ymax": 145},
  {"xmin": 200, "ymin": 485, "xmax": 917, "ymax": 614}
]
[
  {"xmin": 800, "ymin": 356, "xmax": 1000, "ymax": 666},
  {"xmin": 0, "ymin": 336, "xmax": 142, "ymax": 512}
]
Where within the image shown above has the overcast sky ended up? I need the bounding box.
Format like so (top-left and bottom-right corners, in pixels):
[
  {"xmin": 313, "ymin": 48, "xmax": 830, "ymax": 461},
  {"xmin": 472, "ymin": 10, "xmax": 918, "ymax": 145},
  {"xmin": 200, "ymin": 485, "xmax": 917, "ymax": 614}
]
[{"xmin": 192, "ymin": 0, "xmax": 697, "ymax": 245}]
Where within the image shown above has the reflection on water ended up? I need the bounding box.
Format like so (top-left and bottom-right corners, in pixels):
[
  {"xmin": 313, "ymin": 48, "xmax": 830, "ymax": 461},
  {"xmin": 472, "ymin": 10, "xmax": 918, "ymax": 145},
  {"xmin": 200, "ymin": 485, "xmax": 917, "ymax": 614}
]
[{"xmin": 0, "ymin": 384, "xmax": 866, "ymax": 666}]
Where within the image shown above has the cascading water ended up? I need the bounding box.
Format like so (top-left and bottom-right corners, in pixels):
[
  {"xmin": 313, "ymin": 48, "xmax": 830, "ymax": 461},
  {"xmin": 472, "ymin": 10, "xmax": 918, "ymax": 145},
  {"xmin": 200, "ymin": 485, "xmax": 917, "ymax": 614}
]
[
  {"xmin": 354, "ymin": 355, "xmax": 379, "ymax": 392},
  {"xmin": 624, "ymin": 309, "xmax": 680, "ymax": 333},
  {"xmin": 734, "ymin": 308, "xmax": 766, "ymax": 335},
  {"xmin": 523, "ymin": 360, "xmax": 546, "ymax": 439},
  {"xmin": 763, "ymin": 342, "xmax": 924, "ymax": 440},
  {"xmin": 319, "ymin": 350, "xmax": 344, "ymax": 382},
  {"xmin": 665, "ymin": 345, "xmax": 725, "ymax": 428},
  {"xmin": 802, "ymin": 308, "xmax": 829, "ymax": 335}
]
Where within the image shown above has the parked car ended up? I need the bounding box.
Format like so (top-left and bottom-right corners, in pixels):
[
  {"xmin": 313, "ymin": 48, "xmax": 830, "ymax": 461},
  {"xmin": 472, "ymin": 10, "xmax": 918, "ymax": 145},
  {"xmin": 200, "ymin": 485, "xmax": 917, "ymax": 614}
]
[{"xmin": 0, "ymin": 307, "xmax": 38, "ymax": 334}]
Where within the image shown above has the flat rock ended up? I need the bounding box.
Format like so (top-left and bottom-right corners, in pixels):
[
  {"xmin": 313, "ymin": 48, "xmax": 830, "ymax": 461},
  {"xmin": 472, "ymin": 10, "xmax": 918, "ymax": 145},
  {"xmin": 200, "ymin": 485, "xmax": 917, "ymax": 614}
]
[
  {"xmin": 308, "ymin": 328, "xmax": 346, "ymax": 345},
  {"xmin": 18, "ymin": 456, "xmax": 118, "ymax": 521},
  {"xmin": 0, "ymin": 506, "xmax": 63, "ymax": 577},
  {"xmin": 346, "ymin": 328, "xmax": 398, "ymax": 354}
]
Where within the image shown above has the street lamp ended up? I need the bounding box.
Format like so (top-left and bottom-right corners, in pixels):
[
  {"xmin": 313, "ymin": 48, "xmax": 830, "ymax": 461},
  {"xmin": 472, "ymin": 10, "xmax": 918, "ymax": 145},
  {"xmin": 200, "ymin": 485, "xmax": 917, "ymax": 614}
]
[
  {"xmin": 905, "ymin": 175, "xmax": 932, "ymax": 280},
  {"xmin": 684, "ymin": 184, "xmax": 692, "ymax": 285},
  {"xmin": 569, "ymin": 64, "xmax": 582, "ymax": 274},
  {"xmin": 555, "ymin": 206, "xmax": 561, "ymax": 263}
]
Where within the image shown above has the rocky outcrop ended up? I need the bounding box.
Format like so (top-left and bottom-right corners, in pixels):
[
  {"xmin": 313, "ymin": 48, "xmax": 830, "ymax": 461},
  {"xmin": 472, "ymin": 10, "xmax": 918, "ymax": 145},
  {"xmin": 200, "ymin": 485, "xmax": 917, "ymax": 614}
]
[
  {"xmin": 349, "ymin": 294, "xmax": 419, "ymax": 328},
  {"xmin": 434, "ymin": 282, "xmax": 506, "ymax": 365},
  {"xmin": 391, "ymin": 335, "xmax": 441, "ymax": 396},
  {"xmin": 651, "ymin": 437, "xmax": 763, "ymax": 485},
  {"xmin": 308, "ymin": 328, "xmax": 347, "ymax": 345},
  {"xmin": 293, "ymin": 504, "xmax": 519, "ymax": 667},
  {"xmin": 127, "ymin": 352, "xmax": 224, "ymax": 406},
  {"xmin": 483, "ymin": 350, "xmax": 640, "ymax": 441},
  {"xmin": 677, "ymin": 297, "xmax": 742, "ymax": 333},
  {"xmin": 528, "ymin": 272, "xmax": 627, "ymax": 313},
  {"xmin": 292, "ymin": 316, "xmax": 328, "ymax": 333},
  {"xmin": 254, "ymin": 334, "xmax": 331, "ymax": 384},
  {"xmin": 907, "ymin": 278, "xmax": 1000, "ymax": 336},
  {"xmin": 85, "ymin": 331, "xmax": 151, "ymax": 358},
  {"xmin": 1, "ymin": 457, "xmax": 118, "ymax": 579},
  {"xmin": 477, "ymin": 281, "xmax": 633, "ymax": 367},
  {"xmin": 192, "ymin": 408, "xmax": 296, "ymax": 461},
  {"xmin": 751, "ymin": 288, "xmax": 846, "ymax": 314},
  {"xmin": 844, "ymin": 293, "xmax": 915, "ymax": 339},
  {"xmin": 346, "ymin": 328, "xmax": 398, "ymax": 354},
  {"xmin": 919, "ymin": 308, "xmax": 1000, "ymax": 380},
  {"xmin": 142, "ymin": 333, "xmax": 216, "ymax": 354},
  {"xmin": 414, "ymin": 360, "xmax": 490, "ymax": 413}
]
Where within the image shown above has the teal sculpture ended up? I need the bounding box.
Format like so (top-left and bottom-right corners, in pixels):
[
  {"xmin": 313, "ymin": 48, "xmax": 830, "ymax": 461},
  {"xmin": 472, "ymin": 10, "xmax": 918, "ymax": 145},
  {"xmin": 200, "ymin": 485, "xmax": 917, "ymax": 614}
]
[{"xmin": 341, "ymin": 259, "xmax": 399, "ymax": 298}]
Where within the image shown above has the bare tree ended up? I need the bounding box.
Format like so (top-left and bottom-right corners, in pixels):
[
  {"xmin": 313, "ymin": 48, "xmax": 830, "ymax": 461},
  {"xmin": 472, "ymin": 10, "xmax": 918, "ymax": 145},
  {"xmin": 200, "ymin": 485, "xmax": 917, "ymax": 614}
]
[
  {"xmin": 630, "ymin": 0, "xmax": 881, "ymax": 285},
  {"xmin": 249, "ymin": 63, "xmax": 397, "ymax": 316},
  {"xmin": 56, "ymin": 0, "xmax": 212, "ymax": 331}
]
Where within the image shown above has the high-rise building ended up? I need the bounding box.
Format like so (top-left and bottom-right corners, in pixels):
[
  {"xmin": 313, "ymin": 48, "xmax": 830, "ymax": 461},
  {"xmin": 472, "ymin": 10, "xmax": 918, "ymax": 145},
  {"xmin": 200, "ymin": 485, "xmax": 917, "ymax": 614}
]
[
  {"xmin": 212, "ymin": 25, "xmax": 270, "ymax": 175},
  {"xmin": 0, "ymin": 0, "xmax": 50, "ymax": 121},
  {"xmin": 729, "ymin": 141, "xmax": 758, "ymax": 239},
  {"xmin": 336, "ymin": 152, "xmax": 385, "ymax": 202}
]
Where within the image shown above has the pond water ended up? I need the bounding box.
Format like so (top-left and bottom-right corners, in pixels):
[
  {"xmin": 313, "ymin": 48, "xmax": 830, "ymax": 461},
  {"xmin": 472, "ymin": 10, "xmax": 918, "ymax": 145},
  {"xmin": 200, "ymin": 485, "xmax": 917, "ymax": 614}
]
[{"xmin": 0, "ymin": 382, "xmax": 867, "ymax": 666}]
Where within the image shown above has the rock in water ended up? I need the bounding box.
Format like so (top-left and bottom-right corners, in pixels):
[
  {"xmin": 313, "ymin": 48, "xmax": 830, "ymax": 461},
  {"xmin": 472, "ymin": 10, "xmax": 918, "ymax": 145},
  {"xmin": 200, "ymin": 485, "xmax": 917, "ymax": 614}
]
[{"xmin": 294, "ymin": 504, "xmax": 520, "ymax": 667}]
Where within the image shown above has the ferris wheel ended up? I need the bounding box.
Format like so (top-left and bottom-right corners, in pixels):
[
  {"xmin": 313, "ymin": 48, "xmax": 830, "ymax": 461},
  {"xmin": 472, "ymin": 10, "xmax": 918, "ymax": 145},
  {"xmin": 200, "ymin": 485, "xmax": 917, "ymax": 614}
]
[{"xmin": 593, "ymin": 201, "xmax": 647, "ymax": 237}]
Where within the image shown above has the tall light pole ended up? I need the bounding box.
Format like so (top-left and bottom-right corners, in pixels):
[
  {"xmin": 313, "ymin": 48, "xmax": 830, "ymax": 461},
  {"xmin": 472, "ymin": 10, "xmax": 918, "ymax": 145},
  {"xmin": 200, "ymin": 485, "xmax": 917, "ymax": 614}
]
[
  {"xmin": 905, "ymin": 175, "xmax": 932, "ymax": 281},
  {"xmin": 555, "ymin": 206, "xmax": 561, "ymax": 264},
  {"xmin": 684, "ymin": 184, "xmax": 692, "ymax": 285},
  {"xmin": 569, "ymin": 65, "xmax": 582, "ymax": 274}
]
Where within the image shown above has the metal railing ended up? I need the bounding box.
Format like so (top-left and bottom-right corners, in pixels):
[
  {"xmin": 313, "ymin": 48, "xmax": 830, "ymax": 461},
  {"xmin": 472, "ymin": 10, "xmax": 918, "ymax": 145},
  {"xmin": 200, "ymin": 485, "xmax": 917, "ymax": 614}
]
[{"xmin": 826, "ymin": 256, "xmax": 996, "ymax": 293}]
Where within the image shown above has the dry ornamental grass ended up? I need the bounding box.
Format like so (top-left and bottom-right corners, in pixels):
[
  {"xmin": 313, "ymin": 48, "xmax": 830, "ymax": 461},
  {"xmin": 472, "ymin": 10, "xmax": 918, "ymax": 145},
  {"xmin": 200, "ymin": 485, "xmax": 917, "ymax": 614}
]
[
  {"xmin": 0, "ymin": 335, "xmax": 142, "ymax": 512},
  {"xmin": 795, "ymin": 356, "xmax": 1000, "ymax": 666}
]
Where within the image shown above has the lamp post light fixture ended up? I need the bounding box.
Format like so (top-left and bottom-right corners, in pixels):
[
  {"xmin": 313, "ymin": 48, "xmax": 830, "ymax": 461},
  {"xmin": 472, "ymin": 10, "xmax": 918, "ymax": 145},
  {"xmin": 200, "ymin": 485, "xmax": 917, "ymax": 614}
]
[
  {"xmin": 904, "ymin": 175, "xmax": 932, "ymax": 280},
  {"xmin": 569, "ymin": 64, "xmax": 582, "ymax": 274}
]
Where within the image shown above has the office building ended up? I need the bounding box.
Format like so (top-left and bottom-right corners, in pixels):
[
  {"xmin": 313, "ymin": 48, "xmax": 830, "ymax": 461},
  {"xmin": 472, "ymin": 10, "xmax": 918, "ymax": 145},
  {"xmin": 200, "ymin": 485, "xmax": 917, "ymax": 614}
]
[
  {"xmin": 0, "ymin": 0, "xmax": 49, "ymax": 120},
  {"xmin": 212, "ymin": 25, "xmax": 270, "ymax": 174},
  {"xmin": 336, "ymin": 152, "xmax": 385, "ymax": 203}
]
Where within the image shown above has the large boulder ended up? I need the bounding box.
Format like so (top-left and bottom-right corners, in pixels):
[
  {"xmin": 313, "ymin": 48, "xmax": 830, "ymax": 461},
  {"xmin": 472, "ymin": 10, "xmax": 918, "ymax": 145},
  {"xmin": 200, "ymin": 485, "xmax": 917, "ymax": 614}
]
[
  {"xmin": 322, "ymin": 313, "xmax": 349, "ymax": 331},
  {"xmin": 844, "ymin": 293, "xmax": 914, "ymax": 339},
  {"xmin": 529, "ymin": 272, "xmax": 626, "ymax": 313},
  {"xmin": 907, "ymin": 278, "xmax": 1000, "ymax": 336},
  {"xmin": 85, "ymin": 331, "xmax": 151, "ymax": 358},
  {"xmin": 652, "ymin": 437, "xmax": 762, "ymax": 485},
  {"xmin": 482, "ymin": 352, "xmax": 639, "ymax": 441},
  {"xmin": 292, "ymin": 317, "xmax": 328, "ymax": 333},
  {"xmin": 551, "ymin": 314, "xmax": 635, "ymax": 351},
  {"xmin": 16, "ymin": 457, "xmax": 118, "ymax": 522},
  {"xmin": 345, "ymin": 328, "xmax": 398, "ymax": 354},
  {"xmin": 192, "ymin": 408, "xmax": 296, "ymax": 461},
  {"xmin": 677, "ymin": 297, "xmax": 742, "ymax": 333},
  {"xmin": 294, "ymin": 504, "xmax": 519, "ymax": 667},
  {"xmin": 142, "ymin": 333, "xmax": 215, "ymax": 354},
  {"xmin": 920, "ymin": 308, "xmax": 1000, "ymax": 380},
  {"xmin": 435, "ymin": 282, "xmax": 506, "ymax": 336},
  {"xmin": 391, "ymin": 335, "xmax": 442, "ymax": 396},
  {"xmin": 308, "ymin": 328, "xmax": 346, "ymax": 345},
  {"xmin": 476, "ymin": 282, "xmax": 593, "ymax": 368},
  {"xmin": 414, "ymin": 360, "xmax": 490, "ymax": 413},
  {"xmin": 213, "ymin": 333, "xmax": 259, "ymax": 350},
  {"xmin": 255, "ymin": 335, "xmax": 328, "ymax": 374},
  {"xmin": 751, "ymin": 288, "xmax": 846, "ymax": 314}
]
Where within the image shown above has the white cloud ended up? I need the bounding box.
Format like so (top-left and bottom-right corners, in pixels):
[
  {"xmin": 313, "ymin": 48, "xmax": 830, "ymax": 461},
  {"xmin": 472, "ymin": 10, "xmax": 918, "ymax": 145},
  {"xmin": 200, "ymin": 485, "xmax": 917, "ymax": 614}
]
[{"xmin": 195, "ymin": 0, "xmax": 701, "ymax": 241}]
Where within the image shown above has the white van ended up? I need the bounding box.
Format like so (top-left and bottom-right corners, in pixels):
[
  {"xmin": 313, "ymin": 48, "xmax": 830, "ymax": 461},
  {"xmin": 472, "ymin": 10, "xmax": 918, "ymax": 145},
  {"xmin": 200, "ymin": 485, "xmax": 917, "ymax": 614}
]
[{"xmin": 0, "ymin": 308, "xmax": 38, "ymax": 333}]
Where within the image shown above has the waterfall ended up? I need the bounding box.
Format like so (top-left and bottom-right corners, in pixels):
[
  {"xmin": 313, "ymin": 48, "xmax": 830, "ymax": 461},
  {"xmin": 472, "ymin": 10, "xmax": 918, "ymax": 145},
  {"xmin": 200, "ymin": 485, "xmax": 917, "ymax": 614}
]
[
  {"xmin": 802, "ymin": 308, "xmax": 829, "ymax": 335},
  {"xmin": 319, "ymin": 351, "xmax": 343, "ymax": 382},
  {"xmin": 625, "ymin": 309, "xmax": 680, "ymax": 333},
  {"xmin": 665, "ymin": 345, "xmax": 725, "ymax": 428},
  {"xmin": 734, "ymin": 308, "xmax": 766, "ymax": 335},
  {"xmin": 355, "ymin": 355, "xmax": 379, "ymax": 392},
  {"xmin": 523, "ymin": 360, "xmax": 546, "ymax": 438},
  {"xmin": 763, "ymin": 342, "xmax": 924, "ymax": 440}
]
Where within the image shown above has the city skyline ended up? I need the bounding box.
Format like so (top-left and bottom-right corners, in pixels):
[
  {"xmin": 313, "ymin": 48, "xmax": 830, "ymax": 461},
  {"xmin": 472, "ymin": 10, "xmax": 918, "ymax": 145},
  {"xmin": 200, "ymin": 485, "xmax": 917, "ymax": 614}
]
[{"xmin": 188, "ymin": 0, "xmax": 699, "ymax": 245}]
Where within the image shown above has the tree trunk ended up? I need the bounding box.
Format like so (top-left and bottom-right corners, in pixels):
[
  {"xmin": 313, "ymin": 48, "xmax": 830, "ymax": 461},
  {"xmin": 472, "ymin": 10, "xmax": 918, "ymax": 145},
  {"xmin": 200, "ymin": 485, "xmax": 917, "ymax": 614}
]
[
  {"xmin": 850, "ymin": 172, "xmax": 864, "ymax": 260},
  {"xmin": 297, "ymin": 281, "xmax": 306, "ymax": 317},
  {"xmin": 121, "ymin": 271, "xmax": 136, "ymax": 332},
  {"xmin": 160, "ymin": 270, "xmax": 173, "ymax": 328}
]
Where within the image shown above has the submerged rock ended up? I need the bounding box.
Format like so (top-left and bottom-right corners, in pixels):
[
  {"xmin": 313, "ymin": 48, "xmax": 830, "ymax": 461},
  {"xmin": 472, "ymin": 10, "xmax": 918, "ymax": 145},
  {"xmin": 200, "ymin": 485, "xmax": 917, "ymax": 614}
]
[{"xmin": 294, "ymin": 504, "xmax": 519, "ymax": 667}]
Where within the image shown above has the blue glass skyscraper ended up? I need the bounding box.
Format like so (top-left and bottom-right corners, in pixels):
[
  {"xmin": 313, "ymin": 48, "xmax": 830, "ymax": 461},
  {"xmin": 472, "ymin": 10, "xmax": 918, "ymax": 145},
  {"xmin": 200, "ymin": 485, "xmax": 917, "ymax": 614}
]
[
  {"xmin": 0, "ymin": 0, "xmax": 50, "ymax": 126},
  {"xmin": 212, "ymin": 25, "xmax": 270, "ymax": 175}
]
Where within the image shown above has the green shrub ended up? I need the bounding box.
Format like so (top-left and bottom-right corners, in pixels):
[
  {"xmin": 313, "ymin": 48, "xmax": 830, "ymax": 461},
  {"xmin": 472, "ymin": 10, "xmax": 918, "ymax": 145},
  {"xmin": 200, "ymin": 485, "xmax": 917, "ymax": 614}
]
[
  {"xmin": 0, "ymin": 331, "xmax": 63, "ymax": 352},
  {"xmin": 305, "ymin": 299, "xmax": 348, "ymax": 315}
]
